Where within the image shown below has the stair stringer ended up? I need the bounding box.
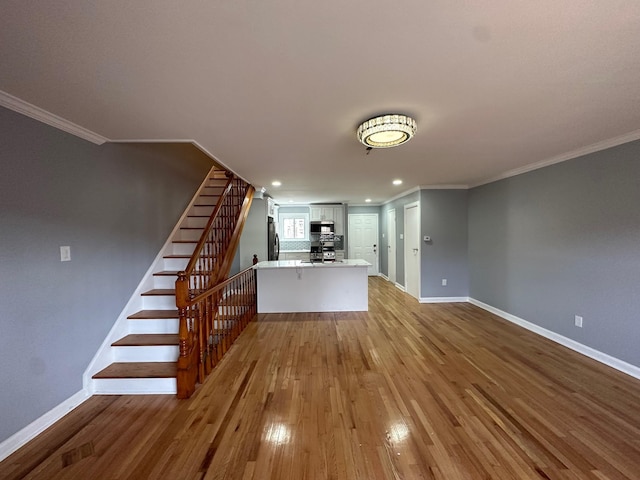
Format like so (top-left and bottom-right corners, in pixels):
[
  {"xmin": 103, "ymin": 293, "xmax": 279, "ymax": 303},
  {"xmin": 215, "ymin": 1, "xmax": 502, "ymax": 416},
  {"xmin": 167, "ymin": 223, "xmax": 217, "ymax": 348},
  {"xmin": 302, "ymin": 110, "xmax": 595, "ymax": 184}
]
[{"xmin": 83, "ymin": 165, "xmax": 223, "ymax": 395}]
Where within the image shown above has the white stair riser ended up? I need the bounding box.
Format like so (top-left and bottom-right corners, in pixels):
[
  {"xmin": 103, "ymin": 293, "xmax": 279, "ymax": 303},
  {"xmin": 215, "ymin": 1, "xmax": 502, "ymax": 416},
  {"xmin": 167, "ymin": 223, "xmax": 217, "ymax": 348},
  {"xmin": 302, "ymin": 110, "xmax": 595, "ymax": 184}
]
[
  {"xmin": 182, "ymin": 217, "xmax": 209, "ymax": 229},
  {"xmin": 164, "ymin": 257, "xmax": 189, "ymax": 271},
  {"xmin": 129, "ymin": 319, "xmax": 179, "ymax": 334},
  {"xmin": 177, "ymin": 229, "xmax": 204, "ymax": 242},
  {"xmin": 114, "ymin": 345, "xmax": 179, "ymax": 362},
  {"xmin": 190, "ymin": 205, "xmax": 215, "ymax": 216},
  {"xmin": 172, "ymin": 243, "xmax": 197, "ymax": 255},
  {"xmin": 203, "ymin": 183, "xmax": 226, "ymax": 190},
  {"xmin": 92, "ymin": 378, "xmax": 177, "ymax": 395},
  {"xmin": 153, "ymin": 275, "xmax": 179, "ymax": 289},
  {"xmin": 143, "ymin": 295, "xmax": 177, "ymax": 309}
]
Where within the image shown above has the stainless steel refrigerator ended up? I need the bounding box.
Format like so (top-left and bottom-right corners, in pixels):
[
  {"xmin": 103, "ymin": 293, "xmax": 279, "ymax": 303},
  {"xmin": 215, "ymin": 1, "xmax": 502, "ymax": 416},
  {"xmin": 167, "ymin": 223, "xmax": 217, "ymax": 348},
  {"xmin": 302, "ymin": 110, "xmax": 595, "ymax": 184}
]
[{"xmin": 267, "ymin": 216, "xmax": 279, "ymax": 260}]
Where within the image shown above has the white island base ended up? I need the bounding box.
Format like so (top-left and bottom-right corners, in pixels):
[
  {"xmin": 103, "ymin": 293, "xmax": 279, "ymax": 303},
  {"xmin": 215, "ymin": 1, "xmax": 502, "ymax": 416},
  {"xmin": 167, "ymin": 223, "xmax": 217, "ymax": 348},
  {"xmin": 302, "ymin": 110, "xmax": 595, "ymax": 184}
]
[{"xmin": 255, "ymin": 259, "xmax": 370, "ymax": 313}]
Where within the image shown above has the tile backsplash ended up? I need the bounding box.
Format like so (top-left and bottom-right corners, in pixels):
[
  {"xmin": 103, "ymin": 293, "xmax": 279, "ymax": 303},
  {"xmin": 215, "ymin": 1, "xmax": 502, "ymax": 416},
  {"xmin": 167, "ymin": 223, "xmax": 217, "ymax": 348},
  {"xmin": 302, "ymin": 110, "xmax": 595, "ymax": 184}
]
[
  {"xmin": 280, "ymin": 240, "xmax": 310, "ymax": 251},
  {"xmin": 281, "ymin": 235, "xmax": 344, "ymax": 251}
]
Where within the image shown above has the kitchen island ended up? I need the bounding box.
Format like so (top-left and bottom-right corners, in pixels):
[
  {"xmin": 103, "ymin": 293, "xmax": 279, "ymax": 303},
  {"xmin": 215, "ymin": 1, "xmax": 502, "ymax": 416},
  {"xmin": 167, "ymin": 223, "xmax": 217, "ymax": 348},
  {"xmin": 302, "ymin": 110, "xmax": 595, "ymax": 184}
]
[{"xmin": 254, "ymin": 259, "xmax": 370, "ymax": 313}]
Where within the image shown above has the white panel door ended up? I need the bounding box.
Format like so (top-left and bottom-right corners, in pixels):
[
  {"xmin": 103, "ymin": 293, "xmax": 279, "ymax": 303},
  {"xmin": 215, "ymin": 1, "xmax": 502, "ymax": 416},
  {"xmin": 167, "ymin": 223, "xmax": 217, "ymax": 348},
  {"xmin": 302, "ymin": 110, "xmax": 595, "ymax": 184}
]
[
  {"xmin": 387, "ymin": 209, "xmax": 396, "ymax": 283},
  {"xmin": 348, "ymin": 214, "xmax": 379, "ymax": 276},
  {"xmin": 404, "ymin": 203, "xmax": 420, "ymax": 299}
]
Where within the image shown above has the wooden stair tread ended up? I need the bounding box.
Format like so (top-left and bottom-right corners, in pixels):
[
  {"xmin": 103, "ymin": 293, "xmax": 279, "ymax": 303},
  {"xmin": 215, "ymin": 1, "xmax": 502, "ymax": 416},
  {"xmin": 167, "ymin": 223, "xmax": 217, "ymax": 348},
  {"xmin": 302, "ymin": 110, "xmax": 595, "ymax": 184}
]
[
  {"xmin": 153, "ymin": 271, "xmax": 180, "ymax": 277},
  {"xmin": 172, "ymin": 240, "xmax": 198, "ymax": 244},
  {"xmin": 93, "ymin": 362, "xmax": 177, "ymax": 379},
  {"xmin": 128, "ymin": 310, "xmax": 179, "ymax": 319},
  {"xmin": 141, "ymin": 289, "xmax": 176, "ymax": 296},
  {"xmin": 112, "ymin": 334, "xmax": 178, "ymax": 347}
]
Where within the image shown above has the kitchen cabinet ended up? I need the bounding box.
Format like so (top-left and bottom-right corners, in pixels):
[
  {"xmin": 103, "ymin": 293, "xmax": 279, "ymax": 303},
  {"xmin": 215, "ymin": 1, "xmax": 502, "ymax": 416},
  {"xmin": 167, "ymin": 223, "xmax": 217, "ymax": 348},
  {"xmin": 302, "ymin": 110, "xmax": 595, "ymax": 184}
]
[
  {"xmin": 267, "ymin": 197, "xmax": 278, "ymax": 217},
  {"xmin": 281, "ymin": 252, "xmax": 309, "ymax": 261},
  {"xmin": 255, "ymin": 259, "xmax": 370, "ymax": 312},
  {"xmin": 333, "ymin": 207, "xmax": 344, "ymax": 235},
  {"xmin": 310, "ymin": 205, "xmax": 345, "ymax": 235}
]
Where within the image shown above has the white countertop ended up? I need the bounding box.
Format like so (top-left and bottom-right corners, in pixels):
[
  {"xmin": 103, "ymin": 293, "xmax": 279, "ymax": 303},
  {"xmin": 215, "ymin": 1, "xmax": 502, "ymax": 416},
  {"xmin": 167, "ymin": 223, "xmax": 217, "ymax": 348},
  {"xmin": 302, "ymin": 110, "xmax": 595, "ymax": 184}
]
[
  {"xmin": 255, "ymin": 259, "xmax": 370, "ymax": 269},
  {"xmin": 280, "ymin": 249, "xmax": 345, "ymax": 253}
]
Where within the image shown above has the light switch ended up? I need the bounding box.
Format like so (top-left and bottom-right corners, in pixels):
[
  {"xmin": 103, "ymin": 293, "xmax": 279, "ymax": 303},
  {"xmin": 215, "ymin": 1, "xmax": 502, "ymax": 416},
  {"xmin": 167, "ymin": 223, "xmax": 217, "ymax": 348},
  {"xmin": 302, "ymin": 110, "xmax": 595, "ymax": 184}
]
[
  {"xmin": 399, "ymin": 233, "xmax": 403, "ymax": 239},
  {"xmin": 60, "ymin": 246, "xmax": 71, "ymax": 262}
]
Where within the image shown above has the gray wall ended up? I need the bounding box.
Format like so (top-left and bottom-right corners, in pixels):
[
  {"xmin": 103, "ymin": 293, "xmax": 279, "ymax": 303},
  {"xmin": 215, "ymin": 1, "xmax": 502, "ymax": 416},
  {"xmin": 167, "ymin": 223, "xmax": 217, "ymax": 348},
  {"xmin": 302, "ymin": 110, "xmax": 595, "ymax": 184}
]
[
  {"xmin": 420, "ymin": 190, "xmax": 468, "ymax": 297},
  {"xmin": 238, "ymin": 198, "xmax": 268, "ymax": 268},
  {"xmin": 0, "ymin": 107, "xmax": 212, "ymax": 443},
  {"xmin": 468, "ymin": 140, "xmax": 640, "ymax": 367}
]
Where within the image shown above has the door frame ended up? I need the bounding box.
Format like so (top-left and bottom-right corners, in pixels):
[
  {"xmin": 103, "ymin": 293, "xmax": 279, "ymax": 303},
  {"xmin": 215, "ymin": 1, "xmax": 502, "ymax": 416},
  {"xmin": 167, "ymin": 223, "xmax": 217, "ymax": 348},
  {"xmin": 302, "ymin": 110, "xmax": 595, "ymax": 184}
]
[
  {"xmin": 403, "ymin": 201, "xmax": 420, "ymax": 299},
  {"xmin": 348, "ymin": 213, "xmax": 379, "ymax": 276},
  {"xmin": 386, "ymin": 208, "xmax": 396, "ymax": 284}
]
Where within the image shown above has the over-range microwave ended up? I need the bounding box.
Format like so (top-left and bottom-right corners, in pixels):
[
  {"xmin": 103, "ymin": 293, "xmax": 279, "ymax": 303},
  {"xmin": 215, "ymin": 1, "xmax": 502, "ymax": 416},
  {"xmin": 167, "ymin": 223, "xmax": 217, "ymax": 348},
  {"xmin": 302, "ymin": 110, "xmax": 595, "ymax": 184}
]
[{"xmin": 310, "ymin": 221, "xmax": 334, "ymax": 234}]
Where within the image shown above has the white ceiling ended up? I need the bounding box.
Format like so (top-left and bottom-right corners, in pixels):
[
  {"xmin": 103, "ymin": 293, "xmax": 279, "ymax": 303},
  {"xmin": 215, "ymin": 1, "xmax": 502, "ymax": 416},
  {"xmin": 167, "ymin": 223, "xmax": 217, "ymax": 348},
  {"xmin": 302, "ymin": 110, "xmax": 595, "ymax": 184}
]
[{"xmin": 2, "ymin": 1, "xmax": 640, "ymax": 204}]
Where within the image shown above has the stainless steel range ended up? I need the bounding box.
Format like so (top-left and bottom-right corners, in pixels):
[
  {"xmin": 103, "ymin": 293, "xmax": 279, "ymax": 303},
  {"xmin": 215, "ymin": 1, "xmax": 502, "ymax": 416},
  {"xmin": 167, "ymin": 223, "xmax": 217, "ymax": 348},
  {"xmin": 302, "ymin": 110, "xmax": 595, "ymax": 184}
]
[{"xmin": 309, "ymin": 221, "xmax": 336, "ymax": 262}]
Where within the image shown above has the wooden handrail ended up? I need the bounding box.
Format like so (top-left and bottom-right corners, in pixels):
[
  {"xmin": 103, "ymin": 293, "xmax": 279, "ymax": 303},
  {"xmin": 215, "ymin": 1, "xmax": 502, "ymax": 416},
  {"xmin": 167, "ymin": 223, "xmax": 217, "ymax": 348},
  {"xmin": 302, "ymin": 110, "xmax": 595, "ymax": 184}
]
[{"xmin": 176, "ymin": 171, "xmax": 256, "ymax": 398}]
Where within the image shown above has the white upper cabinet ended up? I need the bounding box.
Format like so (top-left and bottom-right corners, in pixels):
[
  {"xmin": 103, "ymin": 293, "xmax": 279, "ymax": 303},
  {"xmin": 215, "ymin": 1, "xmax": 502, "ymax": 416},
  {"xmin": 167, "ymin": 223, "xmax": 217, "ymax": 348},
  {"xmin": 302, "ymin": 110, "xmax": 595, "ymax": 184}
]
[
  {"xmin": 310, "ymin": 205, "xmax": 345, "ymax": 235},
  {"xmin": 267, "ymin": 197, "xmax": 276, "ymax": 217},
  {"xmin": 333, "ymin": 207, "xmax": 344, "ymax": 235},
  {"xmin": 310, "ymin": 206, "xmax": 323, "ymax": 221}
]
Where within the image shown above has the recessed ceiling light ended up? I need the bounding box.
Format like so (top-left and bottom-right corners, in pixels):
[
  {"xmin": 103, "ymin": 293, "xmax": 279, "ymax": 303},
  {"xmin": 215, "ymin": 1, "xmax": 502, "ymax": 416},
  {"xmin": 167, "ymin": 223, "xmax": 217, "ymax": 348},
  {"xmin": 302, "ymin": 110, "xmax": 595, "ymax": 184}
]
[
  {"xmin": 271, "ymin": 181, "xmax": 282, "ymax": 187},
  {"xmin": 393, "ymin": 179, "xmax": 403, "ymax": 185},
  {"xmin": 365, "ymin": 198, "xmax": 372, "ymax": 203}
]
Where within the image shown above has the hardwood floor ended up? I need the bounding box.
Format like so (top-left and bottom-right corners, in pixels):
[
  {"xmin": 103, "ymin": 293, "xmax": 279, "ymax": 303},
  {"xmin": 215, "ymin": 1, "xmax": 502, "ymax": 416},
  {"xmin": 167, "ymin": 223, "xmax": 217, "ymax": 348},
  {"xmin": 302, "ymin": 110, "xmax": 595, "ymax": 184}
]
[{"xmin": 2, "ymin": 277, "xmax": 640, "ymax": 479}]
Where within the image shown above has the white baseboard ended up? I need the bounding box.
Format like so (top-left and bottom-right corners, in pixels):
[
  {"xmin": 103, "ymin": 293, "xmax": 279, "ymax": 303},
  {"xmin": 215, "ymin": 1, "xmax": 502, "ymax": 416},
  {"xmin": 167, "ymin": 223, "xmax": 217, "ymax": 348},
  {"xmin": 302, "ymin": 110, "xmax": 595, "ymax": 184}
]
[
  {"xmin": 420, "ymin": 296, "xmax": 469, "ymax": 303},
  {"xmin": 378, "ymin": 274, "xmax": 405, "ymax": 293},
  {"xmin": 0, "ymin": 389, "xmax": 90, "ymax": 462},
  {"xmin": 468, "ymin": 298, "xmax": 640, "ymax": 381}
]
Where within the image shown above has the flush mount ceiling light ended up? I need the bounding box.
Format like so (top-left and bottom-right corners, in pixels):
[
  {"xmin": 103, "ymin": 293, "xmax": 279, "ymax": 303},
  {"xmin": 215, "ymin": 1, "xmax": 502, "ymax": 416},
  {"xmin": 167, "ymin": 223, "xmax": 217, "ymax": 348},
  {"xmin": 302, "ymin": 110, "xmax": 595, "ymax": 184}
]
[{"xmin": 357, "ymin": 114, "xmax": 417, "ymax": 148}]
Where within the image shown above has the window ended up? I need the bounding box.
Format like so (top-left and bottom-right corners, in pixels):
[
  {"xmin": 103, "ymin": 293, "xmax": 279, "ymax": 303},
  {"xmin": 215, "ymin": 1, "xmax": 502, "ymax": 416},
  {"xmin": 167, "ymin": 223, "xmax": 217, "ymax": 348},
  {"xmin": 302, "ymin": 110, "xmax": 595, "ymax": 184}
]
[{"xmin": 279, "ymin": 212, "xmax": 309, "ymax": 241}]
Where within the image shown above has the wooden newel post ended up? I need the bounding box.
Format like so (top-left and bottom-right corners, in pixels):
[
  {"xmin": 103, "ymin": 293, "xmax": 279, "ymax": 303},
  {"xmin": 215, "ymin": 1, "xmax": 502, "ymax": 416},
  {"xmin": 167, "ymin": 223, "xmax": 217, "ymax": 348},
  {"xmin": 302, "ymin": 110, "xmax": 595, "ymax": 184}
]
[
  {"xmin": 176, "ymin": 272, "xmax": 189, "ymax": 357},
  {"xmin": 176, "ymin": 271, "xmax": 195, "ymax": 398}
]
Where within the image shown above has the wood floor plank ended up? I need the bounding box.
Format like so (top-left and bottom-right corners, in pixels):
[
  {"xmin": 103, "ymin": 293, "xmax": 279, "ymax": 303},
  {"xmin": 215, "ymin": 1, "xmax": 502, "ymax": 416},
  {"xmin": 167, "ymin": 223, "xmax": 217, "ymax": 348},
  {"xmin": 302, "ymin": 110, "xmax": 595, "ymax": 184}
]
[{"xmin": 2, "ymin": 277, "xmax": 640, "ymax": 479}]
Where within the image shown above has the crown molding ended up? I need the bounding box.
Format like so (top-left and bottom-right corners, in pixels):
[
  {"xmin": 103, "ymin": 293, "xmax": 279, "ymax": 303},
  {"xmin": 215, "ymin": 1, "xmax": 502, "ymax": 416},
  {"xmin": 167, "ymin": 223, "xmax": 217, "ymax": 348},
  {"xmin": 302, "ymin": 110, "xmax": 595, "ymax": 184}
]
[
  {"xmin": 383, "ymin": 186, "xmax": 421, "ymax": 205},
  {"xmin": 0, "ymin": 90, "xmax": 108, "ymax": 145},
  {"xmin": 471, "ymin": 129, "xmax": 640, "ymax": 188},
  {"xmin": 418, "ymin": 184, "xmax": 468, "ymax": 190}
]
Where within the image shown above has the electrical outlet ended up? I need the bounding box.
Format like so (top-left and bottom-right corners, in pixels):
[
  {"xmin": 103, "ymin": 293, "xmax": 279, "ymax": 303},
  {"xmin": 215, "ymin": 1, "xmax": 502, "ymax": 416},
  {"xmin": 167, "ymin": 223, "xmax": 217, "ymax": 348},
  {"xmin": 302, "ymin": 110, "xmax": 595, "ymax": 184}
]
[
  {"xmin": 441, "ymin": 279, "xmax": 447, "ymax": 286},
  {"xmin": 574, "ymin": 315, "xmax": 583, "ymax": 328},
  {"xmin": 60, "ymin": 246, "xmax": 71, "ymax": 262}
]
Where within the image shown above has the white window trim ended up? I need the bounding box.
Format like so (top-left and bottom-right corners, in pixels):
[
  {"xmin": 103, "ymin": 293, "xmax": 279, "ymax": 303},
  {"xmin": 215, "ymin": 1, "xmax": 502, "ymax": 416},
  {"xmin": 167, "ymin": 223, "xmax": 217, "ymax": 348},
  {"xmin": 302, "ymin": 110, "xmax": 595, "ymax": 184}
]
[{"xmin": 278, "ymin": 212, "xmax": 310, "ymax": 241}]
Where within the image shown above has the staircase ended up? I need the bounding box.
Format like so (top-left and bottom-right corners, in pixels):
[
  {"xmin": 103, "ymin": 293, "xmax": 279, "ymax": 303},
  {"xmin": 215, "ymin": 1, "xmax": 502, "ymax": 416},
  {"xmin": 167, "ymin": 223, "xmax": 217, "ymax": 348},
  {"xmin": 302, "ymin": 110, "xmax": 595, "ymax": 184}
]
[{"xmin": 88, "ymin": 169, "xmax": 232, "ymax": 394}]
